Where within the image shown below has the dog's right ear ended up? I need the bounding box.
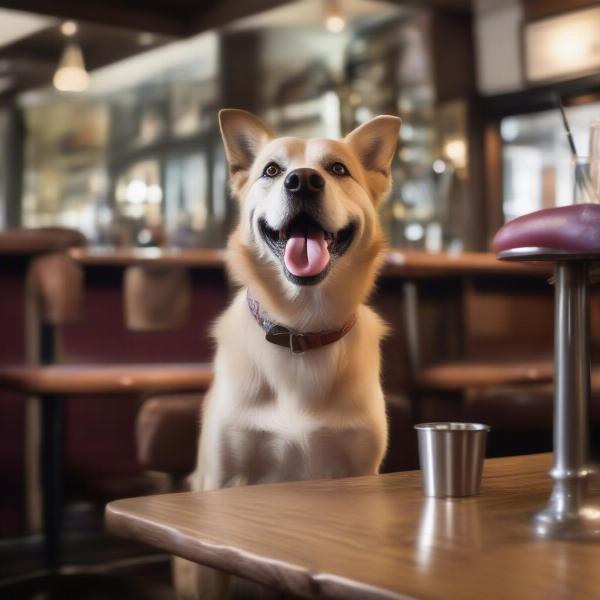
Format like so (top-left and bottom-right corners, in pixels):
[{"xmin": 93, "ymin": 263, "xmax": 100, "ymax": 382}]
[{"xmin": 219, "ymin": 109, "xmax": 275, "ymax": 190}]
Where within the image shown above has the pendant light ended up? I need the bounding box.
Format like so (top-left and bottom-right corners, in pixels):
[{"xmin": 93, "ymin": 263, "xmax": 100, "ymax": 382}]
[
  {"xmin": 53, "ymin": 21, "xmax": 89, "ymax": 92},
  {"xmin": 324, "ymin": 0, "xmax": 346, "ymax": 33}
]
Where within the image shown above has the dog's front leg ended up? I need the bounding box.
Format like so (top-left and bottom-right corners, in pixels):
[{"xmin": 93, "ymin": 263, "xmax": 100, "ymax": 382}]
[
  {"xmin": 174, "ymin": 390, "xmax": 249, "ymax": 600},
  {"xmin": 173, "ymin": 556, "xmax": 230, "ymax": 600}
]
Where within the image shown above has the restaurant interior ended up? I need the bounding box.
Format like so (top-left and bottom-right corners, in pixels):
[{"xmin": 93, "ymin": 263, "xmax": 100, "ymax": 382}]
[{"xmin": 2, "ymin": 0, "xmax": 600, "ymax": 598}]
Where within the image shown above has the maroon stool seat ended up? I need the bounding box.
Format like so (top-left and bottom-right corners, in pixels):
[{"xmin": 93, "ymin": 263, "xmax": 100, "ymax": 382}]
[{"xmin": 494, "ymin": 204, "xmax": 600, "ymax": 256}]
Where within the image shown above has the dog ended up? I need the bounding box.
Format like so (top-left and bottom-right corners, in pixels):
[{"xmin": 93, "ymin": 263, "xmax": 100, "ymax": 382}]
[{"xmin": 175, "ymin": 109, "xmax": 401, "ymax": 599}]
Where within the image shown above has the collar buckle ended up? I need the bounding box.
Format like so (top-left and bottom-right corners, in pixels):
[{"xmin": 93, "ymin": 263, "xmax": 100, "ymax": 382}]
[
  {"xmin": 265, "ymin": 325, "xmax": 307, "ymax": 354},
  {"xmin": 289, "ymin": 332, "xmax": 307, "ymax": 354}
]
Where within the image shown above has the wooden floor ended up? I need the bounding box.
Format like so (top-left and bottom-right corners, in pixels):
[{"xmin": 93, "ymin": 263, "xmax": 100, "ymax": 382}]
[
  {"xmin": 0, "ymin": 503, "xmax": 176, "ymax": 600},
  {"xmin": 5, "ymin": 560, "xmax": 176, "ymax": 600}
]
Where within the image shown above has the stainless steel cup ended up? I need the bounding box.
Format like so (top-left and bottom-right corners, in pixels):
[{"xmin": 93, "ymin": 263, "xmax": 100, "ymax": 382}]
[{"xmin": 414, "ymin": 422, "xmax": 490, "ymax": 498}]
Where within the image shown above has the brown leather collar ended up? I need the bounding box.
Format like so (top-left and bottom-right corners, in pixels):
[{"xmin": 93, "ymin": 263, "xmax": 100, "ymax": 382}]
[{"xmin": 247, "ymin": 292, "xmax": 356, "ymax": 354}]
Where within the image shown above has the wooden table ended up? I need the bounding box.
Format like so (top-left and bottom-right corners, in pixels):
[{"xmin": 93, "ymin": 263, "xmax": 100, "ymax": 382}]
[{"xmin": 106, "ymin": 453, "xmax": 600, "ymax": 600}]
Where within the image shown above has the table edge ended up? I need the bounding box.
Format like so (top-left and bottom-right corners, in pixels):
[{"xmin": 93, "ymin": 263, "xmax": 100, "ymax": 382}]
[{"xmin": 105, "ymin": 502, "xmax": 414, "ymax": 600}]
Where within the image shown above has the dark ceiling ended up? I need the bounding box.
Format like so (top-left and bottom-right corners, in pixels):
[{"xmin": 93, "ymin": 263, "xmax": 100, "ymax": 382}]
[
  {"xmin": 0, "ymin": 0, "xmax": 471, "ymax": 99},
  {"xmin": 0, "ymin": 0, "xmax": 471, "ymax": 36},
  {"xmin": 0, "ymin": 0, "xmax": 301, "ymax": 36}
]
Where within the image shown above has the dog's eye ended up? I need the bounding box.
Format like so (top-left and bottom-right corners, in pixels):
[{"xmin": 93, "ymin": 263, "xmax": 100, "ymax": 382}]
[
  {"xmin": 263, "ymin": 162, "xmax": 281, "ymax": 178},
  {"xmin": 330, "ymin": 162, "xmax": 349, "ymax": 177}
]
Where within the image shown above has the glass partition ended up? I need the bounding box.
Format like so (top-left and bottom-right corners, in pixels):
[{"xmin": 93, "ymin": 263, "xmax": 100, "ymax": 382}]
[{"xmin": 500, "ymin": 101, "xmax": 600, "ymax": 222}]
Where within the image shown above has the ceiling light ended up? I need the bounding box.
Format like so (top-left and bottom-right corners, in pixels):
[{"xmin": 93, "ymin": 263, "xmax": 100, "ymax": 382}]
[
  {"xmin": 444, "ymin": 139, "xmax": 467, "ymax": 169},
  {"xmin": 325, "ymin": 15, "xmax": 345, "ymax": 33},
  {"xmin": 500, "ymin": 117, "xmax": 521, "ymax": 142},
  {"xmin": 53, "ymin": 43, "xmax": 89, "ymax": 92},
  {"xmin": 432, "ymin": 159, "xmax": 447, "ymax": 174},
  {"xmin": 61, "ymin": 20, "xmax": 78, "ymax": 37},
  {"xmin": 405, "ymin": 223, "xmax": 425, "ymax": 242},
  {"xmin": 324, "ymin": 0, "xmax": 346, "ymax": 34},
  {"xmin": 138, "ymin": 32, "xmax": 158, "ymax": 46}
]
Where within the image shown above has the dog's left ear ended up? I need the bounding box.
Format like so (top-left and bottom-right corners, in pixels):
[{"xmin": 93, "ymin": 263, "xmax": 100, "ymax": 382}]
[
  {"xmin": 345, "ymin": 115, "xmax": 401, "ymax": 203},
  {"xmin": 219, "ymin": 109, "xmax": 275, "ymax": 191}
]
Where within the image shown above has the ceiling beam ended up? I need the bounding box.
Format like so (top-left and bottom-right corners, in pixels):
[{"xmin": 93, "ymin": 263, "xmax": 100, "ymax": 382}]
[
  {"xmin": 188, "ymin": 0, "xmax": 297, "ymax": 33},
  {"xmin": 0, "ymin": 1, "xmax": 188, "ymax": 36},
  {"xmin": 387, "ymin": 0, "xmax": 471, "ymax": 12},
  {"xmin": 0, "ymin": 0, "xmax": 302, "ymax": 37}
]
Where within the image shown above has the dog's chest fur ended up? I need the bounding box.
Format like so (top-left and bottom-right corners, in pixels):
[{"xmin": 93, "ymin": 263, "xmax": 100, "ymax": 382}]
[
  {"xmin": 222, "ymin": 419, "xmax": 378, "ymax": 486},
  {"xmin": 195, "ymin": 291, "xmax": 387, "ymax": 490}
]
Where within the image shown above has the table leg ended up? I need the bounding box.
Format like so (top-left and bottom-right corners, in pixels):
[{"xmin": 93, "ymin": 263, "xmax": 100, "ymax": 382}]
[{"xmin": 41, "ymin": 394, "xmax": 64, "ymax": 569}]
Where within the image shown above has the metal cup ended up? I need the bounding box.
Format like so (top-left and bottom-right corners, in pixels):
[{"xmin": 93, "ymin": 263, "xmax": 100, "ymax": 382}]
[{"xmin": 414, "ymin": 422, "xmax": 490, "ymax": 498}]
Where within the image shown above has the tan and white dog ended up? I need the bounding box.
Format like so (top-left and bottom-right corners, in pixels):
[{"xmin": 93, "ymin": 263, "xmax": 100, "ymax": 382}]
[{"xmin": 177, "ymin": 109, "xmax": 401, "ymax": 599}]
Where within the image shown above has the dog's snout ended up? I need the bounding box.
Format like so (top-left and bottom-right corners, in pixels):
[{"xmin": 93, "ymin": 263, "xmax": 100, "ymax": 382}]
[{"xmin": 284, "ymin": 168, "xmax": 324, "ymax": 196}]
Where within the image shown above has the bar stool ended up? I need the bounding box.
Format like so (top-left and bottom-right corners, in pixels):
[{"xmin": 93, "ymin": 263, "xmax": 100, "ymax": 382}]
[{"xmin": 494, "ymin": 203, "xmax": 600, "ymax": 538}]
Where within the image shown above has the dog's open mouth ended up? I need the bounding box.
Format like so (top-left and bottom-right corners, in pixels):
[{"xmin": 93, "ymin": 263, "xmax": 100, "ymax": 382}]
[{"xmin": 258, "ymin": 212, "xmax": 356, "ymax": 285}]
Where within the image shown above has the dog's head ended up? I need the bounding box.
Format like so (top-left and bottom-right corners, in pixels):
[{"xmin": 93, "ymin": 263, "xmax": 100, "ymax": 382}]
[{"xmin": 219, "ymin": 109, "xmax": 400, "ymax": 315}]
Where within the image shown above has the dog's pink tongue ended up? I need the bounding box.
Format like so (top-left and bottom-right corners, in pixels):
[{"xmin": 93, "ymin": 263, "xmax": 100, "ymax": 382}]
[{"xmin": 284, "ymin": 229, "xmax": 330, "ymax": 277}]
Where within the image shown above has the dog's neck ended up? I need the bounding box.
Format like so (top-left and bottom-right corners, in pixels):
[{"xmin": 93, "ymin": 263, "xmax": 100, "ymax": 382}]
[
  {"xmin": 245, "ymin": 282, "xmax": 357, "ymax": 332},
  {"xmin": 246, "ymin": 290, "xmax": 356, "ymax": 353}
]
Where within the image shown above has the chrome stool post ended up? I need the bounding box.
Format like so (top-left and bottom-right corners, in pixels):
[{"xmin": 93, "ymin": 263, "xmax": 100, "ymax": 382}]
[
  {"xmin": 498, "ymin": 248, "xmax": 600, "ymax": 538},
  {"xmin": 534, "ymin": 260, "xmax": 598, "ymax": 537},
  {"xmin": 494, "ymin": 204, "xmax": 600, "ymax": 537}
]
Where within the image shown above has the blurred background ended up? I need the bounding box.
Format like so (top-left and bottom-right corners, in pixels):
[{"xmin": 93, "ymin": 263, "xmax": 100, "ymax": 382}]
[
  {"xmin": 3, "ymin": 0, "xmax": 600, "ymax": 251},
  {"xmin": 2, "ymin": 0, "xmax": 600, "ymax": 597}
]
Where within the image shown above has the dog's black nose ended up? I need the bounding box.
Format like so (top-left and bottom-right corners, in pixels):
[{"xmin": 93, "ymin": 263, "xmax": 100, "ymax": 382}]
[{"xmin": 284, "ymin": 168, "xmax": 324, "ymax": 196}]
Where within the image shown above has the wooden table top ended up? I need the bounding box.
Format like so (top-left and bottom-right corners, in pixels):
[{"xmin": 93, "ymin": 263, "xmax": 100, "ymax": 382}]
[
  {"xmin": 0, "ymin": 363, "xmax": 213, "ymax": 394},
  {"xmin": 70, "ymin": 247, "xmax": 550, "ymax": 278},
  {"xmin": 383, "ymin": 250, "xmax": 550, "ymax": 278},
  {"xmin": 106, "ymin": 453, "xmax": 600, "ymax": 600},
  {"xmin": 0, "ymin": 228, "xmax": 85, "ymax": 256},
  {"xmin": 415, "ymin": 355, "xmax": 555, "ymax": 390},
  {"xmin": 69, "ymin": 247, "xmax": 226, "ymax": 267}
]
